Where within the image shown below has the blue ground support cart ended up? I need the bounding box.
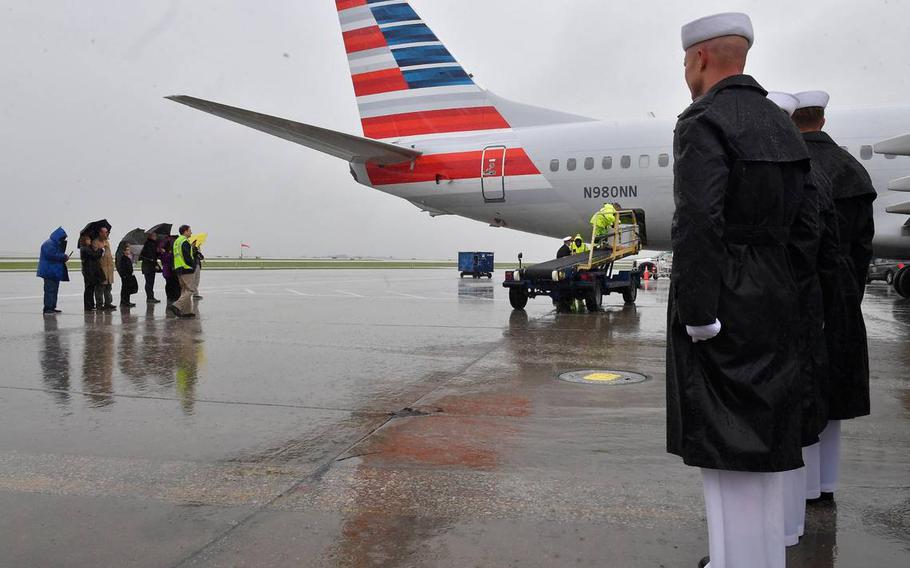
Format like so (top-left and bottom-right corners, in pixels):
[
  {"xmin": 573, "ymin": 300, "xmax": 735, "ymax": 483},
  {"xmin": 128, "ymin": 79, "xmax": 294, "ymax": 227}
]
[{"xmin": 459, "ymin": 251, "xmax": 494, "ymax": 279}]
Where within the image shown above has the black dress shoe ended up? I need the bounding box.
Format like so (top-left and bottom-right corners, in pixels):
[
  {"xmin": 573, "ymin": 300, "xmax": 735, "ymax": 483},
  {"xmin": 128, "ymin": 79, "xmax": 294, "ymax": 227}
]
[
  {"xmin": 147, "ymin": 298, "xmax": 161, "ymax": 304},
  {"xmin": 54, "ymin": 309, "xmax": 62, "ymax": 313},
  {"xmin": 698, "ymin": 556, "xmax": 710, "ymax": 568},
  {"xmin": 807, "ymin": 492, "xmax": 834, "ymax": 504}
]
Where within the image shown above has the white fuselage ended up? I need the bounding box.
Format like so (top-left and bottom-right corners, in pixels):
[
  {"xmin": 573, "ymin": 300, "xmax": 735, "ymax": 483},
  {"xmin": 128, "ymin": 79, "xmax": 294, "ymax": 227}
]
[{"xmin": 354, "ymin": 106, "xmax": 910, "ymax": 257}]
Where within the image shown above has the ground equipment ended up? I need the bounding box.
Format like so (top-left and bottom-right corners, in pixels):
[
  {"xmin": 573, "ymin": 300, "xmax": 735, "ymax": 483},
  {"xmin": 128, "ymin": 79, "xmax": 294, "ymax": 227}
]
[
  {"xmin": 503, "ymin": 210, "xmax": 644, "ymax": 311},
  {"xmin": 459, "ymin": 251, "xmax": 494, "ymax": 279}
]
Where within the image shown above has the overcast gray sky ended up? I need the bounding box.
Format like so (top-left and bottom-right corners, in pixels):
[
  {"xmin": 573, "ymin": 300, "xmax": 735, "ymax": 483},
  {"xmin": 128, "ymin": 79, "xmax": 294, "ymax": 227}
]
[{"xmin": 2, "ymin": 0, "xmax": 908, "ymax": 260}]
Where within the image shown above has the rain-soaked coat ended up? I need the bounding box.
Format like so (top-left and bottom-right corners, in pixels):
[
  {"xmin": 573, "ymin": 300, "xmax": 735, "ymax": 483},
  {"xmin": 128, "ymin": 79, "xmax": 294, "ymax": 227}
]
[
  {"xmin": 37, "ymin": 227, "xmax": 69, "ymax": 282},
  {"xmin": 666, "ymin": 75, "xmax": 810, "ymax": 472},
  {"xmin": 788, "ymin": 168, "xmax": 841, "ymax": 446},
  {"xmin": 804, "ymin": 131, "xmax": 874, "ymax": 420}
]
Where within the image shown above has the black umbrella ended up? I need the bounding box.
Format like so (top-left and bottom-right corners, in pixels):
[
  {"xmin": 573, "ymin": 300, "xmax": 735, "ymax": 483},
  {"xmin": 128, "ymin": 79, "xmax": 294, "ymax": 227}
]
[
  {"xmin": 80, "ymin": 219, "xmax": 112, "ymax": 239},
  {"xmin": 148, "ymin": 223, "xmax": 173, "ymax": 236},
  {"xmin": 116, "ymin": 228, "xmax": 148, "ymax": 265}
]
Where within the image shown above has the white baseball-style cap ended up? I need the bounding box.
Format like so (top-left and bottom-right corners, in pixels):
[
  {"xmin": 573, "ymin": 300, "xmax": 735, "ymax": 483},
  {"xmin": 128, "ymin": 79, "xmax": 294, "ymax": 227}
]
[
  {"xmin": 794, "ymin": 90, "xmax": 830, "ymax": 110},
  {"xmin": 767, "ymin": 91, "xmax": 800, "ymax": 116},
  {"xmin": 682, "ymin": 12, "xmax": 754, "ymax": 50}
]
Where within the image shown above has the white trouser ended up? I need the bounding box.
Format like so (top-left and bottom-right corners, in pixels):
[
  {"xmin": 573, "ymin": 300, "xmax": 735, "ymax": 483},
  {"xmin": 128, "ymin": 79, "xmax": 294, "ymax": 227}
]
[
  {"xmin": 804, "ymin": 420, "xmax": 842, "ymax": 498},
  {"xmin": 803, "ymin": 443, "xmax": 821, "ymax": 499},
  {"xmin": 782, "ymin": 467, "xmax": 806, "ymax": 546},
  {"xmin": 702, "ymin": 469, "xmax": 785, "ymax": 568}
]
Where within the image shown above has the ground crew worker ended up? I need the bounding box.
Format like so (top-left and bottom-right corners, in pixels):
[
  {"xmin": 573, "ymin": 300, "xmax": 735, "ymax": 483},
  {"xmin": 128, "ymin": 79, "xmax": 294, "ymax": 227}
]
[
  {"xmin": 168, "ymin": 225, "xmax": 197, "ymax": 319},
  {"xmin": 791, "ymin": 90, "xmax": 875, "ymax": 507},
  {"xmin": 589, "ymin": 203, "xmax": 617, "ymax": 242},
  {"xmin": 557, "ymin": 236, "xmax": 573, "ymax": 258},
  {"xmin": 569, "ymin": 235, "xmax": 590, "ymax": 255},
  {"xmin": 666, "ymin": 13, "xmax": 809, "ymax": 568}
]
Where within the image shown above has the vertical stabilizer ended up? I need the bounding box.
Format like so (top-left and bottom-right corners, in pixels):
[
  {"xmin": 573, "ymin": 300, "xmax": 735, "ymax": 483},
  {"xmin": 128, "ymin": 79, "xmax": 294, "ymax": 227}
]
[{"xmin": 334, "ymin": 1, "xmax": 590, "ymax": 140}]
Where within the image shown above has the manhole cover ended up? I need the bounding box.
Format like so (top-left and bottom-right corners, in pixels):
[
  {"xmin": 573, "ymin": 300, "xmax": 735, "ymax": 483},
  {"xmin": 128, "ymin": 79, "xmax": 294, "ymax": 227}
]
[{"xmin": 558, "ymin": 369, "xmax": 648, "ymax": 386}]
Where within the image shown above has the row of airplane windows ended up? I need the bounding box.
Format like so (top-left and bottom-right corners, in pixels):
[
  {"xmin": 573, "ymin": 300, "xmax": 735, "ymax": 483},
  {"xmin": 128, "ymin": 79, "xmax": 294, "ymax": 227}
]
[
  {"xmin": 550, "ymin": 154, "xmax": 671, "ymax": 172},
  {"xmin": 550, "ymin": 145, "xmax": 900, "ymax": 173}
]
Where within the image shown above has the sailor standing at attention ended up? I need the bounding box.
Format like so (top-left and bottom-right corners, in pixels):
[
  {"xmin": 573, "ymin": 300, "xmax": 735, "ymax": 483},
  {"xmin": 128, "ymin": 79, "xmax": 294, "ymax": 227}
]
[
  {"xmin": 790, "ymin": 91, "xmax": 875, "ymax": 507},
  {"xmin": 665, "ymin": 13, "xmax": 811, "ymax": 568}
]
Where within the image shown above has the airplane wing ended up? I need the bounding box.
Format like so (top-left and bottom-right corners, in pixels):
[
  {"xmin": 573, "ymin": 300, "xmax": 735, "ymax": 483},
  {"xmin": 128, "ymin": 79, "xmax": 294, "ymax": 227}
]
[
  {"xmin": 874, "ymin": 133, "xmax": 910, "ymax": 213},
  {"xmin": 165, "ymin": 95, "xmax": 422, "ymax": 166}
]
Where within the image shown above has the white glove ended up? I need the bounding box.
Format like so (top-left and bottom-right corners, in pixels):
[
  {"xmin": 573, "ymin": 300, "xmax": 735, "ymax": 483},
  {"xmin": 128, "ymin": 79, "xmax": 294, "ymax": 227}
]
[{"xmin": 686, "ymin": 319, "xmax": 722, "ymax": 343}]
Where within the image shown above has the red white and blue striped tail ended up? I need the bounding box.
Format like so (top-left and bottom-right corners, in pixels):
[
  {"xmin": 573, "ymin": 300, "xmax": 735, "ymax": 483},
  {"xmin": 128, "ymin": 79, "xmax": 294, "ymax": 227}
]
[{"xmin": 335, "ymin": 0, "xmax": 512, "ymax": 141}]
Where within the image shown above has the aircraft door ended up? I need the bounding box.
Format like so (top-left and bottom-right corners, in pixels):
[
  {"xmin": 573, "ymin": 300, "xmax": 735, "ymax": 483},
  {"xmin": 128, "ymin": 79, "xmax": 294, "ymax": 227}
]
[{"xmin": 481, "ymin": 145, "xmax": 506, "ymax": 203}]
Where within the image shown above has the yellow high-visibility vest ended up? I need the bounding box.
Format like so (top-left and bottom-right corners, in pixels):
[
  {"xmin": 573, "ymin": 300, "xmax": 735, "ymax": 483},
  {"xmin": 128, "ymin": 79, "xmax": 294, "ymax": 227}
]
[{"xmin": 173, "ymin": 235, "xmax": 194, "ymax": 271}]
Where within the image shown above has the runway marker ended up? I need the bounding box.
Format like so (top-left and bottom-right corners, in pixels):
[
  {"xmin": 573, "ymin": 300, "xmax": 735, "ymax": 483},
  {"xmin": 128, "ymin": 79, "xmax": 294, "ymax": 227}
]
[
  {"xmin": 389, "ymin": 291, "xmax": 427, "ymax": 300},
  {"xmin": 286, "ymin": 289, "xmax": 312, "ymax": 296}
]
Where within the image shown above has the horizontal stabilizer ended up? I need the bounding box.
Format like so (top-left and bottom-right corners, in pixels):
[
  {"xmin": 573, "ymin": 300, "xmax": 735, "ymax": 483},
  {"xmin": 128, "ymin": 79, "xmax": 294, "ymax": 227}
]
[
  {"xmin": 874, "ymin": 133, "xmax": 910, "ymax": 156},
  {"xmin": 886, "ymin": 201, "xmax": 910, "ymax": 215},
  {"xmin": 888, "ymin": 175, "xmax": 910, "ymax": 192},
  {"xmin": 166, "ymin": 95, "xmax": 421, "ymax": 165}
]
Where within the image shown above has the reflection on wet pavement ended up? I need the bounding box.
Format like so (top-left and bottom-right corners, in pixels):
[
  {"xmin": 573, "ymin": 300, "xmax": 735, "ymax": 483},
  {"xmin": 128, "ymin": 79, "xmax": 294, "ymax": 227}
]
[{"xmin": 0, "ymin": 271, "xmax": 906, "ymax": 567}]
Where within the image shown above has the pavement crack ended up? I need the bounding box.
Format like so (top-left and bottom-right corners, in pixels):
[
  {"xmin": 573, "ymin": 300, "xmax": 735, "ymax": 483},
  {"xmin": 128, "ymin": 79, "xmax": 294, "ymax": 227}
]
[{"xmin": 0, "ymin": 385, "xmax": 385, "ymax": 416}]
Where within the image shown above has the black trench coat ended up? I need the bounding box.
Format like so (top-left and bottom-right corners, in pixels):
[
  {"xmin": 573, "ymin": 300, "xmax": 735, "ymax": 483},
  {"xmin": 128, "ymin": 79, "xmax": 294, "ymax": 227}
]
[
  {"xmin": 789, "ymin": 167, "xmax": 844, "ymax": 446},
  {"xmin": 804, "ymin": 131, "xmax": 874, "ymax": 420},
  {"xmin": 666, "ymin": 75, "xmax": 810, "ymax": 472}
]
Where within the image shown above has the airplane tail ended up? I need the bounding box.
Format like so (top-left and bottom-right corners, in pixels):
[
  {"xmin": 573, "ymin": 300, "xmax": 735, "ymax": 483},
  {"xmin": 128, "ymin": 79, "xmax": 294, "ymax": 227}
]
[{"xmin": 335, "ymin": 0, "xmax": 591, "ymax": 141}]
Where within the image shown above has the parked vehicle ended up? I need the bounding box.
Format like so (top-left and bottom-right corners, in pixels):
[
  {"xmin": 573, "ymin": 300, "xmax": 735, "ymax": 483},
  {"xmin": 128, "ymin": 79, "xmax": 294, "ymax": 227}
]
[
  {"xmin": 634, "ymin": 251, "xmax": 673, "ymax": 280},
  {"xmin": 867, "ymin": 258, "xmax": 907, "ymax": 285},
  {"xmin": 459, "ymin": 251, "xmax": 494, "ymax": 279},
  {"xmin": 504, "ymin": 210, "xmax": 643, "ymax": 311}
]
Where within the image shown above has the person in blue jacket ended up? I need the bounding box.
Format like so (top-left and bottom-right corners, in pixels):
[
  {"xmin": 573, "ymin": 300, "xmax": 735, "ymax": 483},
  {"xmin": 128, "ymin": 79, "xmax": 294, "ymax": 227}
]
[{"xmin": 37, "ymin": 227, "xmax": 71, "ymax": 314}]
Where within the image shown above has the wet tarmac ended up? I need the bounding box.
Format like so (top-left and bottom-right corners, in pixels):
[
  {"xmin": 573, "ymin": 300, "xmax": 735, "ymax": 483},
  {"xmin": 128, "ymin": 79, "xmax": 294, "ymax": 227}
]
[{"xmin": 0, "ymin": 270, "xmax": 907, "ymax": 567}]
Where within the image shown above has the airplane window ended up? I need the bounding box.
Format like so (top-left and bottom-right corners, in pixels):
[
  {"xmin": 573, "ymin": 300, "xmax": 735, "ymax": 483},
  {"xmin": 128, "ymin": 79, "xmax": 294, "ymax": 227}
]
[
  {"xmin": 860, "ymin": 145, "xmax": 873, "ymax": 160},
  {"xmin": 550, "ymin": 159, "xmax": 559, "ymax": 172},
  {"xmin": 639, "ymin": 155, "xmax": 650, "ymax": 168},
  {"xmin": 658, "ymin": 153, "xmax": 670, "ymax": 167},
  {"xmin": 567, "ymin": 158, "xmax": 577, "ymax": 171},
  {"xmin": 621, "ymin": 155, "xmax": 631, "ymax": 169},
  {"xmin": 602, "ymin": 156, "xmax": 613, "ymax": 170},
  {"xmin": 584, "ymin": 157, "xmax": 594, "ymax": 170}
]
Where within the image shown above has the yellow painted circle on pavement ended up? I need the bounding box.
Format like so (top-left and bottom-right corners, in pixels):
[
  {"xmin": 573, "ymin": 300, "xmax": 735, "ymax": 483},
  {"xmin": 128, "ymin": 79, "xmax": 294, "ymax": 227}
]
[{"xmin": 584, "ymin": 372, "xmax": 622, "ymax": 382}]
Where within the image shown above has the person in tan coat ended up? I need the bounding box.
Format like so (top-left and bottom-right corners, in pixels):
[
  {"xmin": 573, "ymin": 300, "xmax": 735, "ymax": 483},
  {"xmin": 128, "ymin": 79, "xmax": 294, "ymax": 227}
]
[{"xmin": 93, "ymin": 227, "xmax": 116, "ymax": 311}]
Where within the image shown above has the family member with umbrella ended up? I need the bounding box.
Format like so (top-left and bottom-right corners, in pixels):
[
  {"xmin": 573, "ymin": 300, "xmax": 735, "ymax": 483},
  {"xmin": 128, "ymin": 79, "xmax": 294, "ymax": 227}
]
[
  {"xmin": 79, "ymin": 233, "xmax": 104, "ymax": 311},
  {"xmin": 189, "ymin": 232, "xmax": 206, "ymax": 300},
  {"xmin": 36, "ymin": 227, "xmax": 71, "ymax": 314},
  {"xmin": 117, "ymin": 242, "xmax": 139, "ymax": 307},
  {"xmin": 140, "ymin": 223, "xmax": 171, "ymax": 304},
  {"xmin": 94, "ymin": 226, "xmax": 116, "ymax": 311},
  {"xmin": 116, "ymin": 228, "xmax": 147, "ymax": 308}
]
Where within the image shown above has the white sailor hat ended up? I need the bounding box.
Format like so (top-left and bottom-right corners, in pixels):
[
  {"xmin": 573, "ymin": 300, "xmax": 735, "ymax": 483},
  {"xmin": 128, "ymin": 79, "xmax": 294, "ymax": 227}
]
[
  {"xmin": 681, "ymin": 12, "xmax": 754, "ymax": 50},
  {"xmin": 563, "ymin": 236, "xmax": 573, "ymax": 242},
  {"xmin": 794, "ymin": 90, "xmax": 830, "ymax": 110},
  {"xmin": 767, "ymin": 91, "xmax": 799, "ymax": 116}
]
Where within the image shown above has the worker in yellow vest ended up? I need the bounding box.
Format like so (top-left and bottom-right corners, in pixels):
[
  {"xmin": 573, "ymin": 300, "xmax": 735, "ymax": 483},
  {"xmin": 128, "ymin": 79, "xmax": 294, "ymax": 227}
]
[
  {"xmin": 168, "ymin": 225, "xmax": 197, "ymax": 318},
  {"xmin": 590, "ymin": 203, "xmax": 617, "ymax": 236},
  {"xmin": 570, "ymin": 234, "xmax": 590, "ymax": 255}
]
